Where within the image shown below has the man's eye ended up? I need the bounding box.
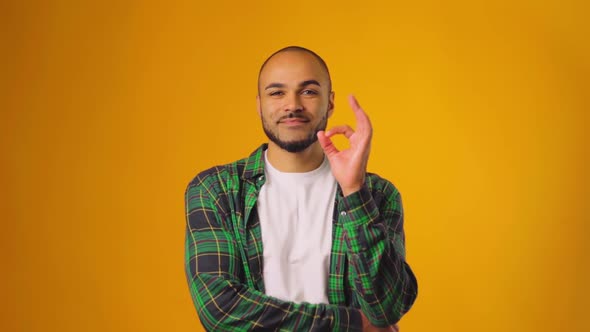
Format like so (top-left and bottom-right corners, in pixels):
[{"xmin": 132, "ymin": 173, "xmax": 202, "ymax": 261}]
[
  {"xmin": 269, "ymin": 91, "xmax": 284, "ymax": 96},
  {"xmin": 301, "ymin": 90, "xmax": 318, "ymax": 95}
]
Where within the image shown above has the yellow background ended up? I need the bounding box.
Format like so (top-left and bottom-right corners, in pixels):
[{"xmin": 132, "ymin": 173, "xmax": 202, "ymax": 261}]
[{"xmin": 2, "ymin": 0, "xmax": 588, "ymax": 331}]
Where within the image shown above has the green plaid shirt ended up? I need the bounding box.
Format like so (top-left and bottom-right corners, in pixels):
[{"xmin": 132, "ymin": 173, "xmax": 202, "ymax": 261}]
[{"xmin": 185, "ymin": 144, "xmax": 417, "ymax": 331}]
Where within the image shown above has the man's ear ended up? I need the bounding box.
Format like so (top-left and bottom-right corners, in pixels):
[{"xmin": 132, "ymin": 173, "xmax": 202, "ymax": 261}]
[
  {"xmin": 256, "ymin": 95, "xmax": 262, "ymax": 117},
  {"xmin": 327, "ymin": 91, "xmax": 335, "ymax": 117}
]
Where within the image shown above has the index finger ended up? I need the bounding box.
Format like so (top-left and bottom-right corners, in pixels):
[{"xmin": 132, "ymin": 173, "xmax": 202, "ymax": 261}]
[{"xmin": 348, "ymin": 94, "xmax": 372, "ymax": 134}]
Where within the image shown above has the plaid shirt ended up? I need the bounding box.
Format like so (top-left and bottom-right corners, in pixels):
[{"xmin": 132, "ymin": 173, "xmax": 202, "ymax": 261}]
[{"xmin": 185, "ymin": 144, "xmax": 417, "ymax": 331}]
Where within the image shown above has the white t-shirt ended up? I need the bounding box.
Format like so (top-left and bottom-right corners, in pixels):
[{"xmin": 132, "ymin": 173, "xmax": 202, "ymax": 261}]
[{"xmin": 257, "ymin": 151, "xmax": 337, "ymax": 304}]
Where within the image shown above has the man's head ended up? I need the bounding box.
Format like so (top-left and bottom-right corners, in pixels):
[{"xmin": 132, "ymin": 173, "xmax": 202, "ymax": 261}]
[{"xmin": 257, "ymin": 46, "xmax": 334, "ymax": 153}]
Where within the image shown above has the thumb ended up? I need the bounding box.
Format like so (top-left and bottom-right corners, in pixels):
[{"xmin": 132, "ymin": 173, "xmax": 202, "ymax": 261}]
[{"xmin": 317, "ymin": 131, "xmax": 339, "ymax": 157}]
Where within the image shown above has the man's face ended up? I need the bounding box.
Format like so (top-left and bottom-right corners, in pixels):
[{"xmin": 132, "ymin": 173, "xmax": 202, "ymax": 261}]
[{"xmin": 257, "ymin": 51, "xmax": 334, "ymax": 153}]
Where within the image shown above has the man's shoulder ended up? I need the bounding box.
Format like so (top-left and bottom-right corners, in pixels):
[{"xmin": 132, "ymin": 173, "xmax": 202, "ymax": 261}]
[
  {"xmin": 185, "ymin": 144, "xmax": 266, "ymax": 195},
  {"xmin": 186, "ymin": 157, "xmax": 246, "ymax": 191}
]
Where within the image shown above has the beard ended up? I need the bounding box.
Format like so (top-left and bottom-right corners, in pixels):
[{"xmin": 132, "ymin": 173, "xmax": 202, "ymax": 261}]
[{"xmin": 262, "ymin": 112, "xmax": 328, "ymax": 153}]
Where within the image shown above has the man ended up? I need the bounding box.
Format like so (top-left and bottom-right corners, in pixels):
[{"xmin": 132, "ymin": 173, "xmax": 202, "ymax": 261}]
[{"xmin": 185, "ymin": 46, "xmax": 417, "ymax": 331}]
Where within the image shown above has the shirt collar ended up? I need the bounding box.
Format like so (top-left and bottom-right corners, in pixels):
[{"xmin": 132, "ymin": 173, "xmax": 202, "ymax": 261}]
[{"xmin": 241, "ymin": 143, "xmax": 268, "ymax": 181}]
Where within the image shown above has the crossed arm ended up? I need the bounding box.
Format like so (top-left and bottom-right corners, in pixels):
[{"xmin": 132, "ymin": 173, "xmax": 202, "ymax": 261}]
[
  {"xmin": 184, "ymin": 182, "xmax": 363, "ymax": 331},
  {"xmin": 184, "ymin": 175, "xmax": 417, "ymax": 331}
]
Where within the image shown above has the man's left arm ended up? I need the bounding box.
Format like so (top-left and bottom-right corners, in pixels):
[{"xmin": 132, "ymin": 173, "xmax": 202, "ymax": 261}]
[
  {"xmin": 338, "ymin": 179, "xmax": 418, "ymax": 327},
  {"xmin": 317, "ymin": 94, "xmax": 418, "ymax": 329}
]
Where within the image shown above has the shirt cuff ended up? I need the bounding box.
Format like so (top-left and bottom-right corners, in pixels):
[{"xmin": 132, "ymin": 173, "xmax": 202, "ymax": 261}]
[
  {"xmin": 337, "ymin": 184, "xmax": 379, "ymax": 228},
  {"xmin": 337, "ymin": 184, "xmax": 386, "ymax": 253}
]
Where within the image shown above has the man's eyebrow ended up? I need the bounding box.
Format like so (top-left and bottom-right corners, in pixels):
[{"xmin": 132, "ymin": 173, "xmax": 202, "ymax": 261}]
[
  {"xmin": 264, "ymin": 83, "xmax": 285, "ymax": 90},
  {"xmin": 264, "ymin": 80, "xmax": 321, "ymax": 90},
  {"xmin": 299, "ymin": 80, "xmax": 321, "ymax": 88}
]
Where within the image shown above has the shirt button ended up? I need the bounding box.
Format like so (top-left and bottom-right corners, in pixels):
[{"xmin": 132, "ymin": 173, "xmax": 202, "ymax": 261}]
[{"xmin": 340, "ymin": 211, "xmax": 347, "ymax": 216}]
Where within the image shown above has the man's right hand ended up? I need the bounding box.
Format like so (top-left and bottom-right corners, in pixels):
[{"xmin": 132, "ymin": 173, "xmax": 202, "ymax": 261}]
[{"xmin": 361, "ymin": 312, "xmax": 400, "ymax": 332}]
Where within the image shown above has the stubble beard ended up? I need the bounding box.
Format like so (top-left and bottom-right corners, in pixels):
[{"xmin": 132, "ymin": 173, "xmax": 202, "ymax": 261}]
[{"xmin": 262, "ymin": 112, "xmax": 328, "ymax": 153}]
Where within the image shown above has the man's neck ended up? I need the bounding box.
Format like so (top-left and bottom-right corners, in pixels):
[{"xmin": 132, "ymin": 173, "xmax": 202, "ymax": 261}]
[{"xmin": 266, "ymin": 141, "xmax": 325, "ymax": 173}]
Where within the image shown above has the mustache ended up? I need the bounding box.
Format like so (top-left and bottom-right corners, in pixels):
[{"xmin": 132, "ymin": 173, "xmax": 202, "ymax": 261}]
[{"xmin": 277, "ymin": 113, "xmax": 309, "ymax": 124}]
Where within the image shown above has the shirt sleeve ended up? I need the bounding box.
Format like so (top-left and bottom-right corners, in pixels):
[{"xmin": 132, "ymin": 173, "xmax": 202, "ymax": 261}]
[
  {"xmin": 337, "ymin": 181, "xmax": 418, "ymax": 327},
  {"xmin": 184, "ymin": 179, "xmax": 363, "ymax": 332}
]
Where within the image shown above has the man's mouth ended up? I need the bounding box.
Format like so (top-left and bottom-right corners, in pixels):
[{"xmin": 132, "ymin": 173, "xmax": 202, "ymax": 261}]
[{"xmin": 277, "ymin": 115, "xmax": 309, "ymax": 124}]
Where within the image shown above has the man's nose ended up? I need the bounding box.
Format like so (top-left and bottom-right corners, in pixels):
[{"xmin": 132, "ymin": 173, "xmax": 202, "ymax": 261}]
[{"xmin": 284, "ymin": 93, "xmax": 303, "ymax": 112}]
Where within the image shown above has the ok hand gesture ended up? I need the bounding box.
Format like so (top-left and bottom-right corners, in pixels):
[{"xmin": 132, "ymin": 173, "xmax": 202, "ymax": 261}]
[{"xmin": 317, "ymin": 95, "xmax": 373, "ymax": 197}]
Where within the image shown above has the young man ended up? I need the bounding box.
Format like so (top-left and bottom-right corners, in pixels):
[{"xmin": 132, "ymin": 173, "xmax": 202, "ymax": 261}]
[{"xmin": 185, "ymin": 46, "xmax": 418, "ymax": 331}]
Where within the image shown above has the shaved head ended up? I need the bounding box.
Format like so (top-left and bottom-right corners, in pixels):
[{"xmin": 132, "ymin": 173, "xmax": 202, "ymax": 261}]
[{"xmin": 257, "ymin": 46, "xmax": 332, "ymax": 94}]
